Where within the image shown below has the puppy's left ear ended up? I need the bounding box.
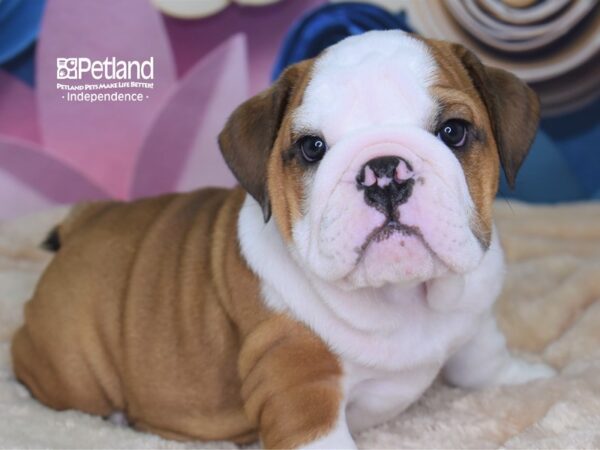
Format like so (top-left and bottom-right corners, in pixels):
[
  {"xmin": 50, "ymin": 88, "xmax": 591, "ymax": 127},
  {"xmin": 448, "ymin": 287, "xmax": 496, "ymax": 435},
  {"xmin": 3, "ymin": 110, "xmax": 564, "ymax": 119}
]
[
  {"xmin": 219, "ymin": 62, "xmax": 309, "ymax": 222},
  {"xmin": 454, "ymin": 45, "xmax": 540, "ymax": 188}
]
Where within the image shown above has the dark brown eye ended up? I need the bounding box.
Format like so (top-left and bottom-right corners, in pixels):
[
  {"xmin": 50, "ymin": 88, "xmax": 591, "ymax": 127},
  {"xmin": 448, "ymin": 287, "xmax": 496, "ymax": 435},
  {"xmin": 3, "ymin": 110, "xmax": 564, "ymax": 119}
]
[
  {"xmin": 298, "ymin": 136, "xmax": 327, "ymax": 163},
  {"xmin": 437, "ymin": 120, "xmax": 468, "ymax": 148}
]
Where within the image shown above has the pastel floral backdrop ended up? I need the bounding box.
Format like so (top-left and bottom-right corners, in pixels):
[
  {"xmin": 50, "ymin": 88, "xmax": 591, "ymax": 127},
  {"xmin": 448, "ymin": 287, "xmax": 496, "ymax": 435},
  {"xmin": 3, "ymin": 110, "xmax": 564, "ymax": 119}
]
[{"xmin": 0, "ymin": 0, "xmax": 598, "ymax": 220}]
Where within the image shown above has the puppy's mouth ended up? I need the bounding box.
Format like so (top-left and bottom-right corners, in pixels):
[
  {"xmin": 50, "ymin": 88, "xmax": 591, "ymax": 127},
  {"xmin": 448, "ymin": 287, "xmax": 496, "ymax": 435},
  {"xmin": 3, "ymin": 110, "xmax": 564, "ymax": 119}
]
[
  {"xmin": 365, "ymin": 220, "xmax": 417, "ymax": 245},
  {"xmin": 354, "ymin": 217, "xmax": 437, "ymax": 266}
]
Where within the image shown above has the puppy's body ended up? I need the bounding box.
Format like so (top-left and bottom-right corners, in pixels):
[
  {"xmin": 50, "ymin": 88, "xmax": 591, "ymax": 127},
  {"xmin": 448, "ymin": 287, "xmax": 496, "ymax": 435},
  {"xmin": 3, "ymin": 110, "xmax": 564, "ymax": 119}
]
[{"xmin": 12, "ymin": 31, "xmax": 554, "ymax": 449}]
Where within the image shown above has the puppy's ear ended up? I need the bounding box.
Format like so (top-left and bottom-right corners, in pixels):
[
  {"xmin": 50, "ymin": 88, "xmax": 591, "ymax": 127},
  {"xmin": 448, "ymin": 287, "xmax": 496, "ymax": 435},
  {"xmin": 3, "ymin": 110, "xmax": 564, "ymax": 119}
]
[
  {"xmin": 454, "ymin": 45, "xmax": 540, "ymax": 188},
  {"xmin": 219, "ymin": 62, "xmax": 308, "ymax": 222}
]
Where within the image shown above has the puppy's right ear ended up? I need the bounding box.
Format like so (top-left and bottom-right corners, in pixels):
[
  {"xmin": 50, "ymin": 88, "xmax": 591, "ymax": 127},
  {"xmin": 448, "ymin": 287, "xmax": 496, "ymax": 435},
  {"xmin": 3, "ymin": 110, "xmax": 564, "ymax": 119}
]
[
  {"xmin": 452, "ymin": 44, "xmax": 540, "ymax": 189},
  {"xmin": 219, "ymin": 62, "xmax": 309, "ymax": 222}
]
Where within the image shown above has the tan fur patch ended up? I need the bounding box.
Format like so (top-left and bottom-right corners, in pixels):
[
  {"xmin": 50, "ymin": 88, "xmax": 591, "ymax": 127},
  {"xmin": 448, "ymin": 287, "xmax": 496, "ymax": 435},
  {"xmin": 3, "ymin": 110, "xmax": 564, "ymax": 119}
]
[
  {"xmin": 239, "ymin": 315, "xmax": 342, "ymax": 449},
  {"xmin": 266, "ymin": 59, "xmax": 316, "ymax": 241}
]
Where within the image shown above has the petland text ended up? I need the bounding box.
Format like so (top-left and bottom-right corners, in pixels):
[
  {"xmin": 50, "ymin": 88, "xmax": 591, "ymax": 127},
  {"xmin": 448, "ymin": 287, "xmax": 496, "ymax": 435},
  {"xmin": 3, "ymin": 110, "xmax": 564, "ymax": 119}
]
[{"xmin": 57, "ymin": 57, "xmax": 154, "ymax": 80}]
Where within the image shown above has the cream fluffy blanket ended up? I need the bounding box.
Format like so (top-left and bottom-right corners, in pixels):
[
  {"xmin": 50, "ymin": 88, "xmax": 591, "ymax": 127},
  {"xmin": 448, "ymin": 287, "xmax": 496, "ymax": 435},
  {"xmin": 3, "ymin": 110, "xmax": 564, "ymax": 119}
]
[{"xmin": 1, "ymin": 201, "xmax": 599, "ymax": 449}]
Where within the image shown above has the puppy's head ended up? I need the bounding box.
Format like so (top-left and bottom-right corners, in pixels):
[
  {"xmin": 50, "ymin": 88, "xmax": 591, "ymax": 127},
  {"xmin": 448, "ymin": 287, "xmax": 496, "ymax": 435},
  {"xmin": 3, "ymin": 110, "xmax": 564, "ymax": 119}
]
[{"xmin": 219, "ymin": 31, "xmax": 539, "ymax": 289}]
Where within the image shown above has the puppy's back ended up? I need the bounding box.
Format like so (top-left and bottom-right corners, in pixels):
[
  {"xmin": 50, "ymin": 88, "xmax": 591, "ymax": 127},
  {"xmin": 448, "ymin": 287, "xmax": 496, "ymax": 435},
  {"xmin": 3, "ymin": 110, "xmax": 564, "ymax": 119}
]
[{"xmin": 11, "ymin": 188, "xmax": 257, "ymax": 442}]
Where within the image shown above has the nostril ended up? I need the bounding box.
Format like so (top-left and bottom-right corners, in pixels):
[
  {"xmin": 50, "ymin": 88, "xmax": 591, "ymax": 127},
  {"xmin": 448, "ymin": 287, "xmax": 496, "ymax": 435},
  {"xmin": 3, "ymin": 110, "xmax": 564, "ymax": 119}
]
[
  {"xmin": 362, "ymin": 165, "xmax": 376, "ymax": 187},
  {"xmin": 394, "ymin": 158, "xmax": 413, "ymax": 183}
]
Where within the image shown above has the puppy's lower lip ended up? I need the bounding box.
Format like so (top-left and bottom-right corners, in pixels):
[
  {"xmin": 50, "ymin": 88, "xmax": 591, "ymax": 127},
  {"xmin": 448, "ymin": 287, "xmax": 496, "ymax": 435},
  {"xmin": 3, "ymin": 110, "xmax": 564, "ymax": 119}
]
[{"xmin": 363, "ymin": 220, "xmax": 413, "ymax": 248}]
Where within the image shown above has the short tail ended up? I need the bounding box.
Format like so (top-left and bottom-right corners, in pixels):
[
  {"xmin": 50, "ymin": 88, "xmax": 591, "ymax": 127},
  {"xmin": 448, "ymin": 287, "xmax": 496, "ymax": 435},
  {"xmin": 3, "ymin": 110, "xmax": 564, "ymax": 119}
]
[{"xmin": 40, "ymin": 226, "xmax": 61, "ymax": 252}]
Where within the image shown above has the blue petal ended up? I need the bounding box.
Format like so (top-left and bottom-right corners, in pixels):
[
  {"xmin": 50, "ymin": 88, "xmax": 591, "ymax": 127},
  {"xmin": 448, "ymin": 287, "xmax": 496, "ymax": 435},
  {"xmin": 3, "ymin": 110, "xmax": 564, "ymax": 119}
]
[{"xmin": 0, "ymin": 0, "xmax": 46, "ymax": 64}]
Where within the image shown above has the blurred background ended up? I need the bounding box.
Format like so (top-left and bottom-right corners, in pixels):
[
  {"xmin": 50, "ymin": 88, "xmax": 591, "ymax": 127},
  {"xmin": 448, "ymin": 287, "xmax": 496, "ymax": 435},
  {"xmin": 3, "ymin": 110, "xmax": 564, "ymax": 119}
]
[{"xmin": 0, "ymin": 0, "xmax": 598, "ymax": 220}]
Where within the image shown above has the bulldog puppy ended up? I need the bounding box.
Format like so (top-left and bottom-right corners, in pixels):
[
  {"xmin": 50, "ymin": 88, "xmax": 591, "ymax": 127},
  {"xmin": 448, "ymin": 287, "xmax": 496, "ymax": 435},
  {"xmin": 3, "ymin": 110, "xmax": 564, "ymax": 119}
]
[{"xmin": 12, "ymin": 31, "xmax": 554, "ymax": 449}]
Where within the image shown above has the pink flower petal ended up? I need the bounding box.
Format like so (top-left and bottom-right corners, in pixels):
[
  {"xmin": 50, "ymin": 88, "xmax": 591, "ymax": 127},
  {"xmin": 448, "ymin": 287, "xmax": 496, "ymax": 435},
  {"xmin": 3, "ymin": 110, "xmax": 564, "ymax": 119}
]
[
  {"xmin": 36, "ymin": 0, "xmax": 177, "ymax": 198},
  {"xmin": 0, "ymin": 71, "xmax": 40, "ymax": 145},
  {"xmin": 130, "ymin": 34, "xmax": 246, "ymax": 198},
  {"xmin": 163, "ymin": 0, "xmax": 327, "ymax": 94},
  {"xmin": 0, "ymin": 139, "xmax": 109, "ymax": 220}
]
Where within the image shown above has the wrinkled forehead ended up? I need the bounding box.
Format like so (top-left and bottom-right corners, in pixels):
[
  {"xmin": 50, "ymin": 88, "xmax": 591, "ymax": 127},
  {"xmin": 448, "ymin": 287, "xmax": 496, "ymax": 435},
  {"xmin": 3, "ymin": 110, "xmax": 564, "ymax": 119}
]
[{"xmin": 293, "ymin": 31, "xmax": 438, "ymax": 141}]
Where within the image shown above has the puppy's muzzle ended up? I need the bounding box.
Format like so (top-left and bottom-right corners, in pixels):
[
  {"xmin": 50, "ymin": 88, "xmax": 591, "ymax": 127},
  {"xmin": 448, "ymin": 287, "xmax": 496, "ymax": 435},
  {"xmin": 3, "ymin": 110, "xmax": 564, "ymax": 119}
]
[{"xmin": 356, "ymin": 156, "xmax": 415, "ymax": 216}]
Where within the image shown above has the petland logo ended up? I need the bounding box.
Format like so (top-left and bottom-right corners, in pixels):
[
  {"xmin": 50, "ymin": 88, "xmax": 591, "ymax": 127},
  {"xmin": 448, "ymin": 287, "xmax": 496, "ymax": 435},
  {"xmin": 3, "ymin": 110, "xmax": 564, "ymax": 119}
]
[
  {"xmin": 57, "ymin": 57, "xmax": 154, "ymax": 80},
  {"xmin": 56, "ymin": 57, "xmax": 155, "ymax": 103}
]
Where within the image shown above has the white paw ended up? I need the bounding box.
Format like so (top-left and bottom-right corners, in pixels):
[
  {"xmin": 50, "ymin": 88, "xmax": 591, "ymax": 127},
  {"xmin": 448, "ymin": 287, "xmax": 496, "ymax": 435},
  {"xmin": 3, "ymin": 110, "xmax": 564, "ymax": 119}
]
[
  {"xmin": 300, "ymin": 423, "xmax": 357, "ymax": 449},
  {"xmin": 106, "ymin": 411, "xmax": 129, "ymax": 427},
  {"xmin": 494, "ymin": 358, "xmax": 556, "ymax": 386},
  {"xmin": 14, "ymin": 382, "xmax": 31, "ymax": 399}
]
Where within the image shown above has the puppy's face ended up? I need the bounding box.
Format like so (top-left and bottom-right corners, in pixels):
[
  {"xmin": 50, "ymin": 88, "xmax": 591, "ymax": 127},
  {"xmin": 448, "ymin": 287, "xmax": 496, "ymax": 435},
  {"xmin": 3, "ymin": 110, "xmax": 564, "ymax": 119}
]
[{"xmin": 220, "ymin": 31, "xmax": 539, "ymax": 290}]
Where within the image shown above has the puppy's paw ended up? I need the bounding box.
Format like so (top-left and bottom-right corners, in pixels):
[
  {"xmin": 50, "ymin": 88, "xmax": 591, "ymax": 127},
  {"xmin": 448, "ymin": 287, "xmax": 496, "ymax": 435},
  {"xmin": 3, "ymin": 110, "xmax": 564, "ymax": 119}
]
[
  {"xmin": 494, "ymin": 358, "xmax": 556, "ymax": 386},
  {"xmin": 299, "ymin": 425, "xmax": 357, "ymax": 449},
  {"xmin": 106, "ymin": 411, "xmax": 129, "ymax": 427}
]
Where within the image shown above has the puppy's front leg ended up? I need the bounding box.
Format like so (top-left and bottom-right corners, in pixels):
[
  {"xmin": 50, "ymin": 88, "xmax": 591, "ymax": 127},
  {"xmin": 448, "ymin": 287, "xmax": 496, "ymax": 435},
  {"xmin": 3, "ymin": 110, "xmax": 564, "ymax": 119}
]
[
  {"xmin": 239, "ymin": 317, "xmax": 356, "ymax": 449},
  {"xmin": 443, "ymin": 313, "xmax": 555, "ymax": 388}
]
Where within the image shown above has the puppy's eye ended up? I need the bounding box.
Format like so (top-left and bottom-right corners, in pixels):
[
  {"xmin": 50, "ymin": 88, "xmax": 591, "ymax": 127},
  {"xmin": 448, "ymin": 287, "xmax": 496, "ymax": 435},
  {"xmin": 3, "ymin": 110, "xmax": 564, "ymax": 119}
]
[
  {"xmin": 437, "ymin": 120, "xmax": 468, "ymax": 148},
  {"xmin": 298, "ymin": 136, "xmax": 327, "ymax": 163}
]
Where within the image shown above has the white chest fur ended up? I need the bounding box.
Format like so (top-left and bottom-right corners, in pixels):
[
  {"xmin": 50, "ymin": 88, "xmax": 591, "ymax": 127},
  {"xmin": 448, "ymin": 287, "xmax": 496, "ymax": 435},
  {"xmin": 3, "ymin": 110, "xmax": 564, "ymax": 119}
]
[
  {"xmin": 343, "ymin": 360, "xmax": 440, "ymax": 432},
  {"xmin": 238, "ymin": 196, "xmax": 505, "ymax": 432}
]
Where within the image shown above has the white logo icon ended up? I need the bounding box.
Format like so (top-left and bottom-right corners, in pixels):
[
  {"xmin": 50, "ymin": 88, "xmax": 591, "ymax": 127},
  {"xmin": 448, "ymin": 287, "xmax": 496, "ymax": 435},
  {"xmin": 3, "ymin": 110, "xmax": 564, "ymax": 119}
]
[
  {"xmin": 56, "ymin": 58, "xmax": 77, "ymax": 80},
  {"xmin": 56, "ymin": 58, "xmax": 78, "ymax": 79}
]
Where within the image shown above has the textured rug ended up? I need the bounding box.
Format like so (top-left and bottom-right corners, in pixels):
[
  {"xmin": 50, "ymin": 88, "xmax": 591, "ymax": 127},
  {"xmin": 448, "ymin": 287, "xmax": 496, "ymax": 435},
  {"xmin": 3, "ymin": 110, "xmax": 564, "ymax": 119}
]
[{"xmin": 1, "ymin": 201, "xmax": 599, "ymax": 449}]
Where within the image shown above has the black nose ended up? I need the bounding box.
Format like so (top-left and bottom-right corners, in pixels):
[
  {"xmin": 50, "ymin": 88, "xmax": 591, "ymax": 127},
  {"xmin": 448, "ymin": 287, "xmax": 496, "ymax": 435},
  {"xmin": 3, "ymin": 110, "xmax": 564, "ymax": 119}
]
[{"xmin": 356, "ymin": 156, "xmax": 414, "ymax": 216}]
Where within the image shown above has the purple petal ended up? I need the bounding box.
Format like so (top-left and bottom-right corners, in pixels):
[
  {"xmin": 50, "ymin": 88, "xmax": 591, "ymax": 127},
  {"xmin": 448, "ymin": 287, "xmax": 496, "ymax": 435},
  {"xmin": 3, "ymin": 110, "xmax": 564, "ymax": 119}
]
[
  {"xmin": 0, "ymin": 71, "xmax": 40, "ymax": 144},
  {"xmin": 36, "ymin": 0, "xmax": 176, "ymax": 198},
  {"xmin": 0, "ymin": 138, "xmax": 110, "ymax": 220},
  {"xmin": 131, "ymin": 34, "xmax": 247, "ymax": 198},
  {"xmin": 163, "ymin": 0, "xmax": 327, "ymax": 94}
]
